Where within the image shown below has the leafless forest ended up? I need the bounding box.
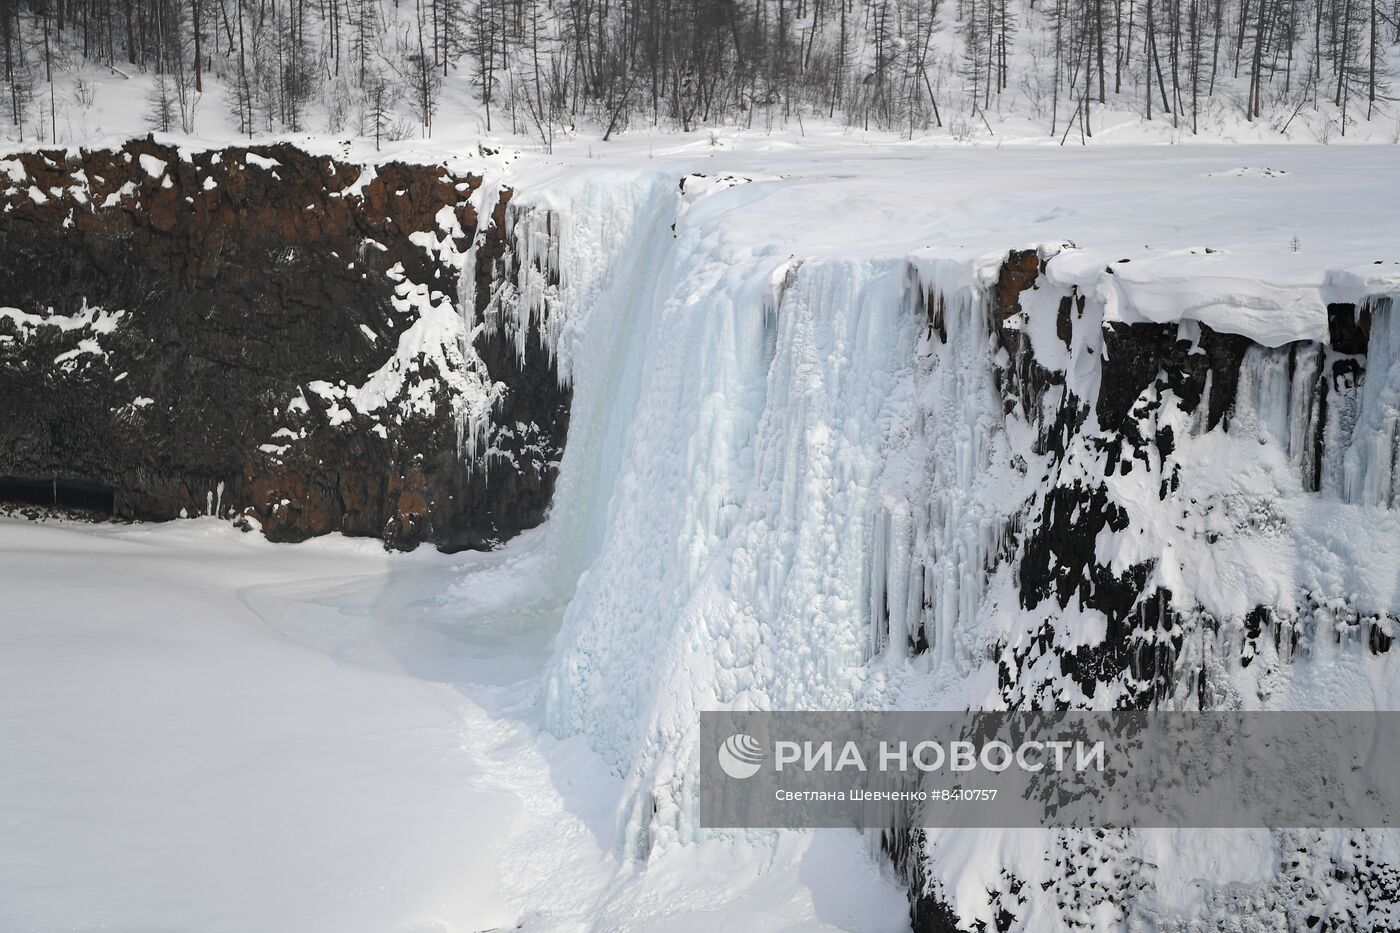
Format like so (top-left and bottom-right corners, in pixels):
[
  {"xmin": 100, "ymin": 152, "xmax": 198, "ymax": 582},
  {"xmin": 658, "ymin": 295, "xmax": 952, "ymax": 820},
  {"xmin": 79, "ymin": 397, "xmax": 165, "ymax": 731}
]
[{"xmin": 2, "ymin": 0, "xmax": 1397, "ymax": 144}]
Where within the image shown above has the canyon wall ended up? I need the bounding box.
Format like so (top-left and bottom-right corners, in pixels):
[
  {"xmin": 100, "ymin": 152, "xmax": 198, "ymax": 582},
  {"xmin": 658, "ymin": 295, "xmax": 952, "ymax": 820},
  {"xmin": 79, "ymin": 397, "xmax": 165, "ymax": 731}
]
[{"xmin": 0, "ymin": 139, "xmax": 567, "ymax": 550}]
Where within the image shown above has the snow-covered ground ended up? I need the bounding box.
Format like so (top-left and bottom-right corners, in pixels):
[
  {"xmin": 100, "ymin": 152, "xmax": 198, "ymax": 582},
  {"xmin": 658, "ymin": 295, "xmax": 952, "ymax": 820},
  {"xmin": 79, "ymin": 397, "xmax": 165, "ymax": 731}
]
[{"xmin": 0, "ymin": 517, "xmax": 906, "ymax": 932}]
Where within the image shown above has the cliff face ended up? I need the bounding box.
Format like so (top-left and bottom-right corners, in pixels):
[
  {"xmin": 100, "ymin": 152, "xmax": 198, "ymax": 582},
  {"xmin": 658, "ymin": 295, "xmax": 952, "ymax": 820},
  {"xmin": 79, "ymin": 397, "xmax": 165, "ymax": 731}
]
[
  {"xmin": 889, "ymin": 251, "xmax": 1400, "ymax": 931},
  {"xmin": 0, "ymin": 139, "xmax": 568, "ymax": 550}
]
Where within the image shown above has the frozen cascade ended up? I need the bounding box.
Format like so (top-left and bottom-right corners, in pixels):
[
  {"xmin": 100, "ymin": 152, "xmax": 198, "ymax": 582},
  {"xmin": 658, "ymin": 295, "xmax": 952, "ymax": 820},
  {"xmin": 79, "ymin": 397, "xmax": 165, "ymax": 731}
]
[
  {"xmin": 1227, "ymin": 297, "xmax": 1400, "ymax": 506},
  {"xmin": 527, "ymin": 170, "xmax": 922, "ymax": 855},
  {"xmin": 519, "ymin": 171, "xmax": 683, "ymax": 572},
  {"xmin": 869, "ymin": 282, "xmax": 1036, "ymax": 680},
  {"xmin": 1232, "ymin": 344, "xmax": 1296, "ymax": 450},
  {"xmin": 1344, "ymin": 299, "xmax": 1400, "ymax": 507},
  {"xmin": 490, "ymin": 166, "xmax": 1400, "ymax": 926},
  {"xmin": 1232, "ymin": 341, "xmax": 1323, "ymax": 487}
]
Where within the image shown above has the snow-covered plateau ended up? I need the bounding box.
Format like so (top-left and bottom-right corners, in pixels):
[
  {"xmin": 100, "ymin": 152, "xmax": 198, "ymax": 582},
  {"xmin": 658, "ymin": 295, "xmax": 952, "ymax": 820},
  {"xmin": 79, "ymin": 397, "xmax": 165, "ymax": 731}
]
[{"xmin": 3, "ymin": 139, "xmax": 1400, "ymax": 931}]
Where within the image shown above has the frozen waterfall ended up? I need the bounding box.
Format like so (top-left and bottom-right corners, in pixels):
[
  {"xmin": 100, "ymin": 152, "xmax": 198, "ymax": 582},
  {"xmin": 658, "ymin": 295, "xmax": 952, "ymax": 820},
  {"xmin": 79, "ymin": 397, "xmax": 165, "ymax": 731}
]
[{"xmin": 480, "ymin": 165, "xmax": 1400, "ymax": 928}]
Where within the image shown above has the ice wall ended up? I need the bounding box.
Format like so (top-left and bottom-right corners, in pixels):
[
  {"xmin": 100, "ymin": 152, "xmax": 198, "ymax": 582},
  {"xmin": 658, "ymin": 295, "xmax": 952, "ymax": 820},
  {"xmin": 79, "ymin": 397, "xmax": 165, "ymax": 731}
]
[
  {"xmin": 507, "ymin": 169, "xmax": 1400, "ymax": 928},
  {"xmin": 518, "ymin": 170, "xmax": 920, "ymax": 855}
]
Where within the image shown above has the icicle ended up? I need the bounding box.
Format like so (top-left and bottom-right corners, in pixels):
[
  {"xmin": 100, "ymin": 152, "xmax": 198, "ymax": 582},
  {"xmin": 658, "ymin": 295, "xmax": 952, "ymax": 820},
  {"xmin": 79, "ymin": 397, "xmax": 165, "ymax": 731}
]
[
  {"xmin": 869, "ymin": 507, "xmax": 891, "ymax": 658},
  {"xmin": 1342, "ymin": 299, "xmax": 1400, "ymax": 507},
  {"xmin": 1289, "ymin": 344, "xmax": 1324, "ymax": 489},
  {"xmin": 500, "ymin": 204, "xmax": 566, "ymax": 366}
]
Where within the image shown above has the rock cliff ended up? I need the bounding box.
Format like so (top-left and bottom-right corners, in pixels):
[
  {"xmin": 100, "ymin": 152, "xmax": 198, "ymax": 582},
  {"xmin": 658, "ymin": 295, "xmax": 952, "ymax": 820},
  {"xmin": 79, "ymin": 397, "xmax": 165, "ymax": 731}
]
[
  {"xmin": 0, "ymin": 138, "xmax": 567, "ymax": 550},
  {"xmin": 890, "ymin": 249, "xmax": 1399, "ymax": 931}
]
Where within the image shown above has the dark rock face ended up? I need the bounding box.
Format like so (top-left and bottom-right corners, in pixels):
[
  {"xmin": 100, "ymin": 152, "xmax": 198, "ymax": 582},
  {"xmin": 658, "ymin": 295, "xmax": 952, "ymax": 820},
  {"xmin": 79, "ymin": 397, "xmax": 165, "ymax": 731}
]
[
  {"xmin": 0, "ymin": 138, "xmax": 568, "ymax": 550},
  {"xmin": 897, "ymin": 252, "xmax": 1400, "ymax": 931},
  {"xmin": 1328, "ymin": 302, "xmax": 1371, "ymax": 355}
]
